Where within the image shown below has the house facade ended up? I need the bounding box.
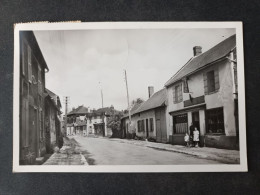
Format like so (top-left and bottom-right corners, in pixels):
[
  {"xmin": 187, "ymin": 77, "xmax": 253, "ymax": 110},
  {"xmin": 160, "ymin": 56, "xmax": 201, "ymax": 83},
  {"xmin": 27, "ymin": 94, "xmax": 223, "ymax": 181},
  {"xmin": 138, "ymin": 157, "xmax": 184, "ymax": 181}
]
[
  {"xmin": 19, "ymin": 31, "xmax": 49, "ymax": 164},
  {"xmin": 66, "ymin": 105, "xmax": 118, "ymax": 137},
  {"xmin": 44, "ymin": 88, "xmax": 62, "ymax": 153},
  {"xmin": 121, "ymin": 87, "xmax": 168, "ymax": 143},
  {"xmin": 165, "ymin": 35, "xmax": 238, "ymax": 149}
]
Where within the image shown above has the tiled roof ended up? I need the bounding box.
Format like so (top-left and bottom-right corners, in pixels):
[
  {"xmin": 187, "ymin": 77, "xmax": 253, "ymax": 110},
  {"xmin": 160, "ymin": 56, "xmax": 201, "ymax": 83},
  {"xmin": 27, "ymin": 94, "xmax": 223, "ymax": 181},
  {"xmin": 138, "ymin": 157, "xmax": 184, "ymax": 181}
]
[
  {"xmin": 67, "ymin": 105, "xmax": 89, "ymax": 116},
  {"xmin": 165, "ymin": 34, "xmax": 236, "ymax": 87},
  {"xmin": 135, "ymin": 88, "xmax": 167, "ymax": 114}
]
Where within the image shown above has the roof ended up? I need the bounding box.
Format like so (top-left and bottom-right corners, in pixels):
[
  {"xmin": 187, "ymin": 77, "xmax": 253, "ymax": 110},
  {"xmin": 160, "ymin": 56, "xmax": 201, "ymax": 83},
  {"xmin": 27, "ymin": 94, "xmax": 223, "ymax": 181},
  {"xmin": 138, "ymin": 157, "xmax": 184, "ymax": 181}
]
[
  {"xmin": 21, "ymin": 31, "xmax": 49, "ymax": 71},
  {"xmin": 165, "ymin": 34, "xmax": 236, "ymax": 87},
  {"xmin": 135, "ymin": 88, "xmax": 167, "ymax": 114},
  {"xmin": 67, "ymin": 105, "xmax": 89, "ymax": 116},
  {"xmin": 121, "ymin": 102, "xmax": 143, "ymax": 119},
  {"xmin": 45, "ymin": 88, "xmax": 62, "ymax": 108}
]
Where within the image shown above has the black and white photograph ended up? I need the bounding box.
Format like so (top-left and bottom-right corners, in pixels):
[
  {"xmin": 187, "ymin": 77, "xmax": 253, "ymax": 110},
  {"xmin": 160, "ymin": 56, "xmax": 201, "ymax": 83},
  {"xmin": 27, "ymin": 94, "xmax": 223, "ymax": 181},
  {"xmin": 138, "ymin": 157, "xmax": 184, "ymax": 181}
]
[{"xmin": 13, "ymin": 22, "xmax": 247, "ymax": 172}]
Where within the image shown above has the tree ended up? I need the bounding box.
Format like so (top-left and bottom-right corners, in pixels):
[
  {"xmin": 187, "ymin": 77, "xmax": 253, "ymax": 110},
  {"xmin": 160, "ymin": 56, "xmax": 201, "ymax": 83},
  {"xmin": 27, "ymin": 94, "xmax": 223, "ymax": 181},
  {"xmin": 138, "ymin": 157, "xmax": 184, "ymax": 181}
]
[
  {"xmin": 131, "ymin": 98, "xmax": 144, "ymax": 106},
  {"xmin": 107, "ymin": 113, "xmax": 123, "ymax": 138}
]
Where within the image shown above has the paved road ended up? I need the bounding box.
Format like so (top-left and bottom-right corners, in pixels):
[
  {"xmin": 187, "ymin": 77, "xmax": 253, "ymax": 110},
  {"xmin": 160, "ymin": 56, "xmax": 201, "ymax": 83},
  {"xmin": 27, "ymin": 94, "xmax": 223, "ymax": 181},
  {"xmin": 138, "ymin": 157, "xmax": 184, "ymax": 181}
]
[{"xmin": 73, "ymin": 136, "xmax": 222, "ymax": 165}]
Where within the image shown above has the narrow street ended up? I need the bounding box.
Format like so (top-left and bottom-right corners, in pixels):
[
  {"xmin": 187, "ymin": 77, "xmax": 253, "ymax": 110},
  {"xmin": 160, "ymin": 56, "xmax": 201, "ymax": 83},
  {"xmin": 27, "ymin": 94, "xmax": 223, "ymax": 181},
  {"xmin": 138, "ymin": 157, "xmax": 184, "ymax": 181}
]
[{"xmin": 72, "ymin": 136, "xmax": 222, "ymax": 165}]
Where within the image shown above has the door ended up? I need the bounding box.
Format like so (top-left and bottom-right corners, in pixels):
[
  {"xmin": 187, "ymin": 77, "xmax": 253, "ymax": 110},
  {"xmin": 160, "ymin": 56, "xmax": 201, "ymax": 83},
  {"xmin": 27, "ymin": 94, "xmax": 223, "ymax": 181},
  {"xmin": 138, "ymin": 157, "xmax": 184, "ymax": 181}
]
[
  {"xmin": 155, "ymin": 107, "xmax": 167, "ymax": 143},
  {"xmin": 156, "ymin": 119, "xmax": 161, "ymax": 141},
  {"xmin": 146, "ymin": 119, "xmax": 149, "ymax": 138},
  {"xmin": 29, "ymin": 106, "xmax": 37, "ymax": 161}
]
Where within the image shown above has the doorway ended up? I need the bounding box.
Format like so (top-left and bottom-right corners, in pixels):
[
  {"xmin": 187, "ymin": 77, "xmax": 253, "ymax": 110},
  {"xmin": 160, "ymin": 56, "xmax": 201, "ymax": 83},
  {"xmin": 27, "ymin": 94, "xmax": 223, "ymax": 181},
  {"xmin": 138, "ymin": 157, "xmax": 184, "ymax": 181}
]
[
  {"xmin": 192, "ymin": 111, "xmax": 200, "ymax": 131},
  {"xmin": 146, "ymin": 119, "xmax": 149, "ymax": 138}
]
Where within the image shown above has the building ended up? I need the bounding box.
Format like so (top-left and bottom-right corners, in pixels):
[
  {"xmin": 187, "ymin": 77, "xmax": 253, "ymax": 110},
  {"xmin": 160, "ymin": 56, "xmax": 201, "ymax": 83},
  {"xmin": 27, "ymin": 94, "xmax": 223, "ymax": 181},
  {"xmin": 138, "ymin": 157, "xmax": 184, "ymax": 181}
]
[
  {"xmin": 19, "ymin": 31, "xmax": 49, "ymax": 164},
  {"xmin": 121, "ymin": 87, "xmax": 168, "ymax": 143},
  {"xmin": 44, "ymin": 88, "xmax": 62, "ymax": 153},
  {"xmin": 66, "ymin": 105, "xmax": 120, "ymax": 137},
  {"xmin": 121, "ymin": 102, "xmax": 143, "ymax": 139},
  {"xmin": 164, "ymin": 34, "xmax": 238, "ymax": 149}
]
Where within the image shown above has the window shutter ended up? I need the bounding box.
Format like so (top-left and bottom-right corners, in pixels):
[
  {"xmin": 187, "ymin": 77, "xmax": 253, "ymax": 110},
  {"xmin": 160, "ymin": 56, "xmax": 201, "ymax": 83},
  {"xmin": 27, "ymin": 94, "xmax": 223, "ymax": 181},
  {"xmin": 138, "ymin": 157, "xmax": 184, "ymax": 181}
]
[
  {"xmin": 214, "ymin": 69, "xmax": 220, "ymax": 90},
  {"xmin": 28, "ymin": 45, "xmax": 32, "ymax": 82},
  {"xmin": 22, "ymin": 41, "xmax": 25, "ymax": 75},
  {"xmin": 172, "ymin": 86, "xmax": 176, "ymax": 103},
  {"xmin": 179, "ymin": 83, "xmax": 183, "ymax": 101},
  {"xmin": 203, "ymin": 72, "xmax": 208, "ymax": 95},
  {"xmin": 183, "ymin": 78, "xmax": 189, "ymax": 93}
]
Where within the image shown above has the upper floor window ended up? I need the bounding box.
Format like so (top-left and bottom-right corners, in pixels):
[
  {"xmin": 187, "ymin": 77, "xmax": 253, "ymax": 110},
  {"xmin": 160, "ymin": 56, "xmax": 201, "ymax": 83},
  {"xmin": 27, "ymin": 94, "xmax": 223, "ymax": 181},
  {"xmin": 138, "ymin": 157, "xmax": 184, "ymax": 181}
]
[
  {"xmin": 203, "ymin": 68, "xmax": 219, "ymax": 95},
  {"xmin": 173, "ymin": 83, "xmax": 183, "ymax": 104}
]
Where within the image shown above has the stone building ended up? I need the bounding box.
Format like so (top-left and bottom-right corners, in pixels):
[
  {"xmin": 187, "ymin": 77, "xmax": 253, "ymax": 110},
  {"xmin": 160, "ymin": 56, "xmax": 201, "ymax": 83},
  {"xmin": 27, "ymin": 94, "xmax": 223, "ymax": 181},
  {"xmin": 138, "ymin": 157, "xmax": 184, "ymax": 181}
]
[{"xmin": 19, "ymin": 31, "xmax": 49, "ymax": 164}]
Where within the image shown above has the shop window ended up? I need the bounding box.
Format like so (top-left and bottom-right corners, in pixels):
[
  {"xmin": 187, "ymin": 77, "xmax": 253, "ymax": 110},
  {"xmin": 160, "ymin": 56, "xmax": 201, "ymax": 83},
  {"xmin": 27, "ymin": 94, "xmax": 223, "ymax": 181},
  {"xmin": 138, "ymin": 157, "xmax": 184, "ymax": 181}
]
[
  {"xmin": 206, "ymin": 107, "xmax": 225, "ymax": 134},
  {"xmin": 173, "ymin": 114, "xmax": 188, "ymax": 134}
]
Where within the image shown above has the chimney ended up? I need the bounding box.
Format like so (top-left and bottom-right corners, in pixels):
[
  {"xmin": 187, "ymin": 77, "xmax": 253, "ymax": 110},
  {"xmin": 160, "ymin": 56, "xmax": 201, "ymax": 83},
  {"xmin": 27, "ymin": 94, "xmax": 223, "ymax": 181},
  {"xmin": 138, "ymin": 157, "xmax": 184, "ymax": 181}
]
[
  {"xmin": 148, "ymin": 86, "xmax": 154, "ymax": 98},
  {"xmin": 193, "ymin": 46, "xmax": 202, "ymax": 56}
]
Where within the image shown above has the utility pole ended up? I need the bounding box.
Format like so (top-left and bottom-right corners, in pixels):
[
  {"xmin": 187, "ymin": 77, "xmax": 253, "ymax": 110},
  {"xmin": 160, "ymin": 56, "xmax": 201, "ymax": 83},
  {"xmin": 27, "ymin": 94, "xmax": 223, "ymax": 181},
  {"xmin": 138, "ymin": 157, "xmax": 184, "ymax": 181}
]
[
  {"xmin": 124, "ymin": 70, "xmax": 131, "ymax": 127},
  {"xmin": 99, "ymin": 82, "xmax": 104, "ymax": 108},
  {"xmin": 63, "ymin": 96, "xmax": 70, "ymax": 136}
]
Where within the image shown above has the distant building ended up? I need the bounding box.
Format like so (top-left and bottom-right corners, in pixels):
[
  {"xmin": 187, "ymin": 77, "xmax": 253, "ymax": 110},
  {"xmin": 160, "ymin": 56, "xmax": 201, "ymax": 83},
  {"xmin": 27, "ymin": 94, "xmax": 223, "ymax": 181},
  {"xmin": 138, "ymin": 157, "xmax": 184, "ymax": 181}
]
[
  {"xmin": 165, "ymin": 35, "xmax": 238, "ymax": 149},
  {"xmin": 66, "ymin": 105, "xmax": 120, "ymax": 137},
  {"xmin": 19, "ymin": 31, "xmax": 49, "ymax": 164}
]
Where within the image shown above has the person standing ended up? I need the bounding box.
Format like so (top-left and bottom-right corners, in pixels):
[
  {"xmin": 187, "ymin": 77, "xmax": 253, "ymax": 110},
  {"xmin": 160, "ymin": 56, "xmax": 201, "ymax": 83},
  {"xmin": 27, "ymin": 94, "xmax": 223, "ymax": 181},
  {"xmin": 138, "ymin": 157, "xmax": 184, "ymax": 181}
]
[
  {"xmin": 184, "ymin": 133, "xmax": 190, "ymax": 147},
  {"xmin": 189, "ymin": 122, "xmax": 195, "ymax": 147},
  {"xmin": 193, "ymin": 127, "xmax": 200, "ymax": 148}
]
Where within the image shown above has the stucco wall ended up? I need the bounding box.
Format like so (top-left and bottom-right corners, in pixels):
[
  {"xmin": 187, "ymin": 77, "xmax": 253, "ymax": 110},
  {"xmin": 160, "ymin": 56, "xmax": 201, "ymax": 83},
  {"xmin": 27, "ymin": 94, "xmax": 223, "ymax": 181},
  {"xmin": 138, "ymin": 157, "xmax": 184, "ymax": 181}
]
[
  {"xmin": 133, "ymin": 110, "xmax": 156, "ymax": 138},
  {"xmin": 166, "ymin": 59, "xmax": 236, "ymax": 138}
]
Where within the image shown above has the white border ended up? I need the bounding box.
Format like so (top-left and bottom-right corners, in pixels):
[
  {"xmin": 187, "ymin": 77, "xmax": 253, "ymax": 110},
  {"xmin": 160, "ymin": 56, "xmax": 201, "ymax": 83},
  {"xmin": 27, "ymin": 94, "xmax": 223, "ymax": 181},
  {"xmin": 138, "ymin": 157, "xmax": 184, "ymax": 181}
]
[{"xmin": 13, "ymin": 22, "xmax": 247, "ymax": 172}]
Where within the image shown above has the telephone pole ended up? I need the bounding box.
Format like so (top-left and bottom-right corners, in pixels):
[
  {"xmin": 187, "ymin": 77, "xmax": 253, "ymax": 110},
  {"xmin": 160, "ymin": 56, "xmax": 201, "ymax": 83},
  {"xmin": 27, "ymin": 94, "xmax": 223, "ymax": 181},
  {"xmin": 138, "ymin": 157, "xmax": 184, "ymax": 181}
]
[
  {"xmin": 124, "ymin": 70, "xmax": 131, "ymax": 126},
  {"xmin": 99, "ymin": 82, "xmax": 104, "ymax": 108},
  {"xmin": 63, "ymin": 96, "xmax": 70, "ymax": 136}
]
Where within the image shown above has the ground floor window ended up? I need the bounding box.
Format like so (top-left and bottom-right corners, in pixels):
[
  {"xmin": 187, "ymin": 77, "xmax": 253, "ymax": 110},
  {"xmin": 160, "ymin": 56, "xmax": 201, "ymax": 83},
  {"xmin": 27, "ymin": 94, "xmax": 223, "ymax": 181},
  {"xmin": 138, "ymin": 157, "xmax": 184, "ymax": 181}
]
[
  {"xmin": 173, "ymin": 114, "xmax": 188, "ymax": 134},
  {"xmin": 206, "ymin": 107, "xmax": 225, "ymax": 134},
  {"xmin": 137, "ymin": 120, "xmax": 145, "ymax": 132}
]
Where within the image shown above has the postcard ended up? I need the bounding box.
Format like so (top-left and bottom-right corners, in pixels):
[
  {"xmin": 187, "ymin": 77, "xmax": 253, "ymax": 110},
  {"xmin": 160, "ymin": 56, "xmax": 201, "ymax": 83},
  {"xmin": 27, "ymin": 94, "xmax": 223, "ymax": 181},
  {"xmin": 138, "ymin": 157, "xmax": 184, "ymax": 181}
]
[{"xmin": 13, "ymin": 22, "xmax": 247, "ymax": 172}]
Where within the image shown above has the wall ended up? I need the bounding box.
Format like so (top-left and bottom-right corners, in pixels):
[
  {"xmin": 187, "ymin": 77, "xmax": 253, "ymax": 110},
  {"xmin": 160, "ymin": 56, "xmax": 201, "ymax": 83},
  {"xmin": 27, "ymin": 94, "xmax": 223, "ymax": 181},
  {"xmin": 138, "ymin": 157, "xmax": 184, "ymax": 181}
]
[{"xmin": 133, "ymin": 110, "xmax": 156, "ymax": 138}]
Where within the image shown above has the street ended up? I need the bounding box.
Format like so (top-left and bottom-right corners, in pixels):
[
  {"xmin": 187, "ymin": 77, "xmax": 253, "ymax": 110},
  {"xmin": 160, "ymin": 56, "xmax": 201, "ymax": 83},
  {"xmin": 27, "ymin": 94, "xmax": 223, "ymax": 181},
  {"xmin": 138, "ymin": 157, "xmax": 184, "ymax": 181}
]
[{"xmin": 73, "ymin": 136, "xmax": 222, "ymax": 165}]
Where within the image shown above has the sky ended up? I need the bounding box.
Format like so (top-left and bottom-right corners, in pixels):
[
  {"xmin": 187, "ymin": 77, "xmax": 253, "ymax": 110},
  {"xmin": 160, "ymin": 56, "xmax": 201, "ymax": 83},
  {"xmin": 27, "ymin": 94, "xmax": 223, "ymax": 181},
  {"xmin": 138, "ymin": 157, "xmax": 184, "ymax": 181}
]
[{"xmin": 34, "ymin": 28, "xmax": 235, "ymax": 113}]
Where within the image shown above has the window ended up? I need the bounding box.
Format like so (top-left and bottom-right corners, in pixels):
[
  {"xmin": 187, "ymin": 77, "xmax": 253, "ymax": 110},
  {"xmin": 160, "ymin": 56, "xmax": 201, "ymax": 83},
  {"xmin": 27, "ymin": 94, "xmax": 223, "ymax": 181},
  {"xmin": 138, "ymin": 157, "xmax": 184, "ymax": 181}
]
[
  {"xmin": 138, "ymin": 120, "xmax": 145, "ymax": 132},
  {"xmin": 203, "ymin": 69, "xmax": 219, "ymax": 94},
  {"xmin": 28, "ymin": 45, "xmax": 32, "ymax": 82},
  {"xmin": 206, "ymin": 107, "xmax": 224, "ymax": 134},
  {"xmin": 149, "ymin": 118, "xmax": 154, "ymax": 132},
  {"xmin": 173, "ymin": 83, "xmax": 183, "ymax": 103},
  {"xmin": 207, "ymin": 71, "xmax": 215, "ymax": 93},
  {"xmin": 173, "ymin": 114, "xmax": 188, "ymax": 134}
]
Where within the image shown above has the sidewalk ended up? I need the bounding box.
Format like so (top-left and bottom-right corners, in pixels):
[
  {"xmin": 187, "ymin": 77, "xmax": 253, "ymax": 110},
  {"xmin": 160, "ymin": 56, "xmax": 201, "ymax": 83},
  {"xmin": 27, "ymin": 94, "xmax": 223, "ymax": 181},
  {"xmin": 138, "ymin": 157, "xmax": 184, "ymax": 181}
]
[
  {"xmin": 43, "ymin": 137, "xmax": 88, "ymax": 165},
  {"xmin": 108, "ymin": 138, "xmax": 240, "ymax": 164}
]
